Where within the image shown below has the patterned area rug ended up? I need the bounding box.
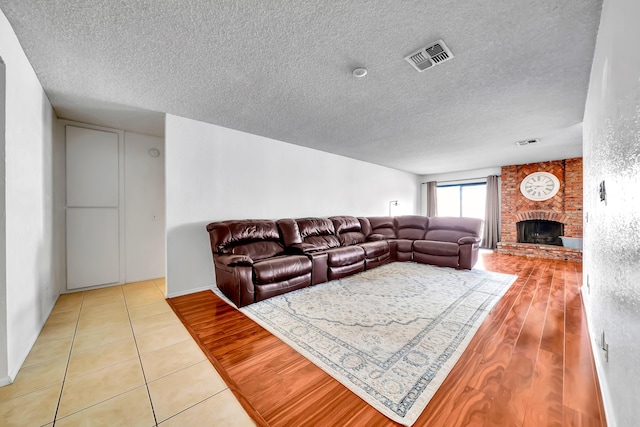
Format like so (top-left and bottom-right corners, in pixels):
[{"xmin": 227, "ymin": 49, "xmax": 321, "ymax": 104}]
[{"xmin": 238, "ymin": 262, "xmax": 517, "ymax": 426}]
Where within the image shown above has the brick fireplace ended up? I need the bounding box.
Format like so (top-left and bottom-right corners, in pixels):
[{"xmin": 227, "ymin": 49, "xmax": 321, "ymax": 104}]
[{"xmin": 497, "ymin": 158, "xmax": 583, "ymax": 261}]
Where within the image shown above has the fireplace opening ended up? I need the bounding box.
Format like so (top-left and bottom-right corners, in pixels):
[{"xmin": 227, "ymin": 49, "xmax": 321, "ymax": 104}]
[{"xmin": 516, "ymin": 220, "xmax": 564, "ymax": 246}]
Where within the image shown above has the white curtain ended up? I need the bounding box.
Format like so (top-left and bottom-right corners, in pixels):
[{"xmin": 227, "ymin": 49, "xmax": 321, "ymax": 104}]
[
  {"xmin": 426, "ymin": 181, "xmax": 438, "ymax": 217},
  {"xmin": 482, "ymin": 175, "xmax": 500, "ymax": 248}
]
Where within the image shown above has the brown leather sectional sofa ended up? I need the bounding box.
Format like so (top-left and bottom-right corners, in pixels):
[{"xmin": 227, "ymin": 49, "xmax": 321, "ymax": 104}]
[{"xmin": 206, "ymin": 215, "xmax": 483, "ymax": 307}]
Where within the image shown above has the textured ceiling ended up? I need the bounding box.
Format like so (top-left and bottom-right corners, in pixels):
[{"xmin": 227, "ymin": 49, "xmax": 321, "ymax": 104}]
[{"xmin": 0, "ymin": 0, "xmax": 602, "ymax": 174}]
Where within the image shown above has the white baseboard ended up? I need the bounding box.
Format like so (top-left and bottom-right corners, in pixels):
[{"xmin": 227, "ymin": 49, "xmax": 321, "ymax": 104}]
[
  {"xmin": 0, "ymin": 375, "xmax": 12, "ymax": 387},
  {"xmin": 580, "ymin": 287, "xmax": 616, "ymax": 427},
  {"xmin": 166, "ymin": 284, "xmax": 215, "ymax": 299},
  {"xmin": 2, "ymin": 297, "xmax": 58, "ymax": 387}
]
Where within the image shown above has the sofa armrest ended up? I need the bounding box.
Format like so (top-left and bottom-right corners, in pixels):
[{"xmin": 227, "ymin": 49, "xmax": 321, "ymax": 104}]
[
  {"xmin": 458, "ymin": 236, "xmax": 481, "ymax": 245},
  {"xmin": 215, "ymin": 254, "xmax": 254, "ymax": 267},
  {"xmin": 213, "ymin": 260, "xmax": 255, "ymax": 307},
  {"xmin": 458, "ymin": 237, "xmax": 481, "ymax": 269},
  {"xmin": 367, "ymin": 233, "xmax": 387, "ymax": 241},
  {"xmin": 288, "ymin": 243, "xmax": 318, "ymax": 253}
]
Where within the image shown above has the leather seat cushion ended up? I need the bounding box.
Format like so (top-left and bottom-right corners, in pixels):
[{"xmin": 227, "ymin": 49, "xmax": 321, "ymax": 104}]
[
  {"xmin": 253, "ymin": 255, "xmax": 312, "ymax": 284},
  {"xmin": 231, "ymin": 241, "xmax": 285, "ymax": 261},
  {"xmin": 304, "ymin": 235, "xmax": 341, "ymax": 251},
  {"xmin": 368, "ymin": 216, "xmax": 396, "ymax": 238},
  {"xmin": 359, "ymin": 241, "xmax": 389, "ymax": 258},
  {"xmin": 413, "ymin": 240, "xmax": 459, "ymax": 256},
  {"xmin": 395, "ymin": 239, "xmax": 413, "ymax": 252},
  {"xmin": 339, "ymin": 231, "xmax": 366, "ymax": 246},
  {"xmin": 326, "ymin": 246, "xmax": 365, "ymax": 266},
  {"xmin": 424, "ymin": 229, "xmax": 471, "ymax": 243}
]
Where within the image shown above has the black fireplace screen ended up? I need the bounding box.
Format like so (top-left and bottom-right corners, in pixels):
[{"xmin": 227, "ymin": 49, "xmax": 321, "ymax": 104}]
[{"xmin": 516, "ymin": 220, "xmax": 564, "ymax": 246}]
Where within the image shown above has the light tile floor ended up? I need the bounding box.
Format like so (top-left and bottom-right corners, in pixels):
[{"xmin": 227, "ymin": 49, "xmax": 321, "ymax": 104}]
[{"xmin": 0, "ymin": 278, "xmax": 255, "ymax": 427}]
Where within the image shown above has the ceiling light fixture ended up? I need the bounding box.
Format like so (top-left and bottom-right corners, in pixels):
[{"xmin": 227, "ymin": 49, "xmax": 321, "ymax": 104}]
[{"xmin": 352, "ymin": 67, "xmax": 368, "ymax": 78}]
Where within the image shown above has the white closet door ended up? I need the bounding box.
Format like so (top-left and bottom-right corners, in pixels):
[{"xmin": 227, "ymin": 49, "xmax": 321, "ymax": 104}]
[
  {"xmin": 66, "ymin": 126, "xmax": 120, "ymax": 289},
  {"xmin": 66, "ymin": 126, "xmax": 119, "ymax": 207},
  {"xmin": 66, "ymin": 208, "xmax": 119, "ymax": 288}
]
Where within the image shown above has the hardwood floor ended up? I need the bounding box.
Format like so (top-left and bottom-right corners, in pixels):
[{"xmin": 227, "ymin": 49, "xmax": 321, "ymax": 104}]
[{"xmin": 168, "ymin": 252, "xmax": 606, "ymax": 426}]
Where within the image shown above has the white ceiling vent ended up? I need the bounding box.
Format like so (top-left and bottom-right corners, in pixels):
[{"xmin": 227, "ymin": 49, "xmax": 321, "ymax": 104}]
[
  {"xmin": 515, "ymin": 138, "xmax": 540, "ymax": 146},
  {"xmin": 405, "ymin": 39, "xmax": 454, "ymax": 72}
]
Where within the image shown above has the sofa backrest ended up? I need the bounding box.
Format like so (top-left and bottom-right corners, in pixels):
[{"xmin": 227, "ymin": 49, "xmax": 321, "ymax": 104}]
[
  {"xmin": 366, "ymin": 216, "xmax": 397, "ymax": 239},
  {"xmin": 330, "ymin": 216, "xmax": 366, "ymax": 246},
  {"xmin": 425, "ymin": 216, "xmax": 483, "ymax": 242},
  {"xmin": 278, "ymin": 218, "xmax": 341, "ymax": 251},
  {"xmin": 394, "ymin": 215, "xmax": 428, "ymax": 240},
  {"xmin": 206, "ymin": 220, "xmax": 285, "ymax": 261}
]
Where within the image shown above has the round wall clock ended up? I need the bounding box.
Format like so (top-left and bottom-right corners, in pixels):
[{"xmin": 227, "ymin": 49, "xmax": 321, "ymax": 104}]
[{"xmin": 520, "ymin": 172, "xmax": 560, "ymax": 201}]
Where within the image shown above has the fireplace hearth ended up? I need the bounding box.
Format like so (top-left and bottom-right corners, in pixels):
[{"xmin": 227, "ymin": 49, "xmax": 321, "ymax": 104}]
[{"xmin": 517, "ymin": 220, "xmax": 564, "ymax": 246}]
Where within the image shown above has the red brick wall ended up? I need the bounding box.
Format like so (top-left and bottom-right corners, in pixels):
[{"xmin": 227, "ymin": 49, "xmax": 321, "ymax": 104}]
[
  {"xmin": 564, "ymin": 158, "xmax": 583, "ymax": 238},
  {"xmin": 500, "ymin": 158, "xmax": 583, "ymax": 242}
]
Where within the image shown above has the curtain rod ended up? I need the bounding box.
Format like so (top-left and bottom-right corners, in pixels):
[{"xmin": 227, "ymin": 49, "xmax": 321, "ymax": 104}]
[{"xmin": 421, "ymin": 175, "xmax": 500, "ymax": 185}]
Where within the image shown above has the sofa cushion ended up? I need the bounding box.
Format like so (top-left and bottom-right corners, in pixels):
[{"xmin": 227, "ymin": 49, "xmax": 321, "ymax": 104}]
[
  {"xmin": 358, "ymin": 217, "xmax": 372, "ymax": 236},
  {"xmin": 326, "ymin": 246, "xmax": 365, "ymax": 267},
  {"xmin": 231, "ymin": 241, "xmax": 285, "ymax": 261},
  {"xmin": 295, "ymin": 218, "xmax": 341, "ymax": 250},
  {"xmin": 331, "ymin": 216, "xmax": 361, "ymax": 234},
  {"xmin": 276, "ymin": 218, "xmax": 303, "ymax": 245},
  {"xmin": 339, "ymin": 232, "xmax": 365, "ymax": 246},
  {"xmin": 254, "ymin": 274, "xmax": 311, "ymax": 302},
  {"xmin": 413, "ymin": 240, "xmax": 459, "ymax": 256},
  {"xmin": 330, "ymin": 216, "xmax": 366, "ymax": 246},
  {"xmin": 395, "ymin": 215, "xmax": 428, "ymax": 240},
  {"xmin": 395, "ymin": 239, "xmax": 413, "ymax": 252},
  {"xmin": 427, "ymin": 217, "xmax": 483, "ymax": 238},
  {"xmin": 253, "ymin": 255, "xmax": 312, "ymax": 284},
  {"xmin": 359, "ymin": 241, "xmax": 389, "ymax": 258},
  {"xmin": 367, "ymin": 216, "xmax": 397, "ymax": 239},
  {"xmin": 297, "ymin": 218, "xmax": 336, "ymax": 236},
  {"xmin": 304, "ymin": 235, "xmax": 341, "ymax": 251},
  {"xmin": 207, "ymin": 219, "xmax": 285, "ymax": 260},
  {"xmin": 424, "ymin": 229, "xmax": 471, "ymax": 243}
]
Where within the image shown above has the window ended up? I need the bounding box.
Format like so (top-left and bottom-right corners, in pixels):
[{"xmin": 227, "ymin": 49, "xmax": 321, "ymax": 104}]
[{"xmin": 436, "ymin": 183, "xmax": 486, "ymax": 220}]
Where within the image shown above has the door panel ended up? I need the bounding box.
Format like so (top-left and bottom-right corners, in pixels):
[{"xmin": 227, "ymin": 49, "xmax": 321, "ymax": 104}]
[
  {"xmin": 66, "ymin": 126, "xmax": 118, "ymax": 207},
  {"xmin": 66, "ymin": 208, "xmax": 119, "ymax": 289}
]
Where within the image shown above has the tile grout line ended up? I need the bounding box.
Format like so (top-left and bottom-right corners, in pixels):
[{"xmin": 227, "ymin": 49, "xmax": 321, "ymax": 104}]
[
  {"xmin": 16, "ymin": 281, "xmax": 221, "ymax": 426},
  {"xmin": 50, "ymin": 292, "xmax": 85, "ymax": 427},
  {"xmin": 122, "ymin": 284, "xmax": 160, "ymax": 427},
  {"xmin": 156, "ymin": 389, "xmax": 229, "ymax": 425},
  {"xmin": 52, "ymin": 287, "xmax": 154, "ymax": 424}
]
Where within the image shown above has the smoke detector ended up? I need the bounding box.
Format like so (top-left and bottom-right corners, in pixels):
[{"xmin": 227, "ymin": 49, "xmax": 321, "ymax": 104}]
[{"xmin": 405, "ymin": 39, "xmax": 454, "ymax": 72}]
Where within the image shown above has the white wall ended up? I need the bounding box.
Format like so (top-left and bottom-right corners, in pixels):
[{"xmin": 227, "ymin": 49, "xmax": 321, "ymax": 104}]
[
  {"xmin": 0, "ymin": 55, "xmax": 7, "ymax": 386},
  {"xmin": 124, "ymin": 132, "xmax": 165, "ymax": 282},
  {"xmin": 165, "ymin": 114, "xmax": 420, "ymax": 297},
  {"xmin": 0, "ymin": 9, "xmax": 61, "ymax": 384},
  {"xmin": 582, "ymin": 0, "xmax": 640, "ymax": 425}
]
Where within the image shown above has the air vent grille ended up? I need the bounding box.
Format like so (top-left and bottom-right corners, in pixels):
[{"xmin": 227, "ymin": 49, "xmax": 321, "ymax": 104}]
[
  {"xmin": 515, "ymin": 138, "xmax": 540, "ymax": 146},
  {"xmin": 405, "ymin": 39, "xmax": 454, "ymax": 72}
]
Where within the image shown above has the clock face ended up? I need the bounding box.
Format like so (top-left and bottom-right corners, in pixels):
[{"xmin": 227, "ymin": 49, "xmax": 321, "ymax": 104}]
[{"xmin": 520, "ymin": 172, "xmax": 560, "ymax": 201}]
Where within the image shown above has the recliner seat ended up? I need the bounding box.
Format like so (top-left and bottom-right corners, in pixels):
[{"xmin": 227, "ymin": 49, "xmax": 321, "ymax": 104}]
[
  {"xmin": 206, "ymin": 219, "xmax": 312, "ymax": 307},
  {"xmin": 394, "ymin": 215, "xmax": 428, "ymax": 261},
  {"xmin": 277, "ymin": 218, "xmax": 365, "ymax": 285},
  {"xmin": 414, "ymin": 217, "xmax": 482, "ymax": 269},
  {"xmin": 330, "ymin": 216, "xmax": 390, "ymax": 270}
]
